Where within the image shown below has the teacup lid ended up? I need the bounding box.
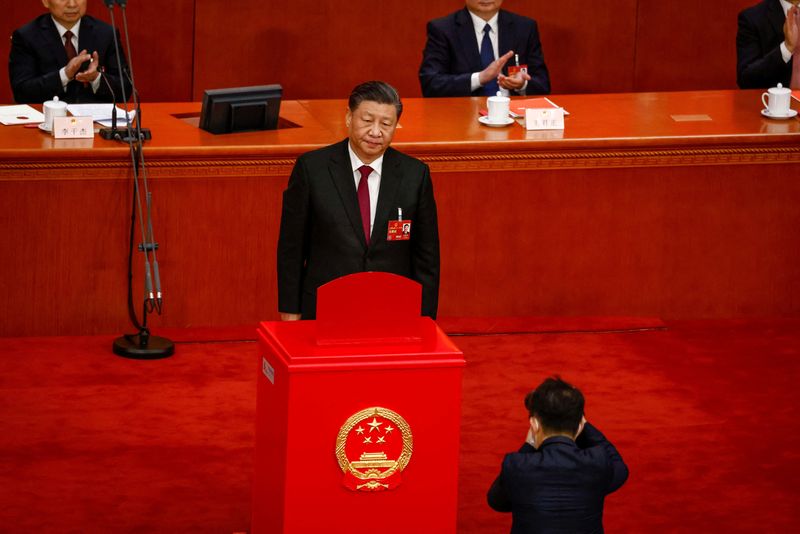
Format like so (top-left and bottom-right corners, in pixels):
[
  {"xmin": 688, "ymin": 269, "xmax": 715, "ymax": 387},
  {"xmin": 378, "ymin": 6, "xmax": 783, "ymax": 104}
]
[
  {"xmin": 44, "ymin": 95, "xmax": 68, "ymax": 108},
  {"xmin": 769, "ymin": 83, "xmax": 791, "ymax": 94},
  {"xmin": 488, "ymin": 91, "xmax": 510, "ymax": 102}
]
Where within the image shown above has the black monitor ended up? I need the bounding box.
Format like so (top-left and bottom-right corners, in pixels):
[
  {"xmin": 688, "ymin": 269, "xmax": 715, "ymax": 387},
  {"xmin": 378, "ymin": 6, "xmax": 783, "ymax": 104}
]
[{"xmin": 199, "ymin": 84, "xmax": 282, "ymax": 134}]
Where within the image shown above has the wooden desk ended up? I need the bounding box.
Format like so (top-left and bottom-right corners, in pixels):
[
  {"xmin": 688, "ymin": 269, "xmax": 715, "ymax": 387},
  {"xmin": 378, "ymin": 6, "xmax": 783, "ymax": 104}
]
[{"xmin": 2, "ymin": 91, "xmax": 799, "ymax": 336}]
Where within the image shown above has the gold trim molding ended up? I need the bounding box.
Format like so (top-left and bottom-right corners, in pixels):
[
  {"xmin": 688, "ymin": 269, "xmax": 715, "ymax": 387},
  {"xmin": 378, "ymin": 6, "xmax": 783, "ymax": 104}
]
[{"xmin": 2, "ymin": 145, "xmax": 800, "ymax": 181}]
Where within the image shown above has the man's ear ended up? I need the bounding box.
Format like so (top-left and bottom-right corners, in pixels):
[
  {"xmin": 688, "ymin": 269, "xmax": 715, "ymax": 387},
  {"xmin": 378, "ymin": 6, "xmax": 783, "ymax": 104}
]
[{"xmin": 345, "ymin": 108, "xmax": 352, "ymax": 128}]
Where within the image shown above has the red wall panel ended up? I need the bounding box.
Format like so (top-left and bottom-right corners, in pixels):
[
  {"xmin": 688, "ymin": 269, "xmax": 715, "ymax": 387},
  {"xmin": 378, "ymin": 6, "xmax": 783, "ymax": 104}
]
[
  {"xmin": 529, "ymin": 1, "xmax": 638, "ymax": 94},
  {"xmin": 634, "ymin": 0, "xmax": 756, "ymax": 91}
]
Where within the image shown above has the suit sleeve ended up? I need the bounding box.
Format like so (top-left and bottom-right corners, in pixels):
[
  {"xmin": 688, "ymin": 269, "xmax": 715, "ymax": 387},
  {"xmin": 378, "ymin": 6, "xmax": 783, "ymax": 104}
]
[
  {"xmin": 419, "ymin": 21, "xmax": 474, "ymax": 97},
  {"xmin": 9, "ymin": 29, "xmax": 64, "ymax": 104},
  {"xmin": 411, "ymin": 164, "xmax": 440, "ymax": 318},
  {"xmin": 576, "ymin": 422, "xmax": 629, "ymax": 494},
  {"xmin": 487, "ymin": 470, "xmax": 513, "ymax": 512},
  {"xmin": 277, "ymin": 157, "xmax": 311, "ymax": 314},
  {"xmin": 487, "ymin": 443, "xmax": 532, "ymax": 512},
  {"xmin": 736, "ymin": 11, "xmax": 788, "ymax": 89},
  {"xmin": 522, "ymin": 20, "xmax": 550, "ymax": 95}
]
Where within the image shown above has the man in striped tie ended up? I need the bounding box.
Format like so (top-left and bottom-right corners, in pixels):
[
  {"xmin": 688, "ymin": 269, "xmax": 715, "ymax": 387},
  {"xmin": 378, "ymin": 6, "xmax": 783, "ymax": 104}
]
[
  {"xmin": 419, "ymin": 0, "xmax": 550, "ymax": 97},
  {"xmin": 9, "ymin": 0, "xmax": 130, "ymax": 104}
]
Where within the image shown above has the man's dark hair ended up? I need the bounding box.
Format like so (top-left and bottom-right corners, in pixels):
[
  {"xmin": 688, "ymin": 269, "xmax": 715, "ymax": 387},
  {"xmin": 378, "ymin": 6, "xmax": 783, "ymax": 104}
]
[
  {"xmin": 525, "ymin": 376, "xmax": 585, "ymax": 436},
  {"xmin": 348, "ymin": 81, "xmax": 403, "ymax": 120}
]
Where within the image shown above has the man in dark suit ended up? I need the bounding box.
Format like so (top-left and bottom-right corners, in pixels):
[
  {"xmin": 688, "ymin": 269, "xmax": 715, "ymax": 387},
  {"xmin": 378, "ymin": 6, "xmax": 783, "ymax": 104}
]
[
  {"xmin": 419, "ymin": 0, "xmax": 550, "ymax": 97},
  {"xmin": 277, "ymin": 81, "xmax": 440, "ymax": 320},
  {"xmin": 487, "ymin": 377, "xmax": 629, "ymax": 534},
  {"xmin": 9, "ymin": 0, "xmax": 130, "ymax": 104},
  {"xmin": 737, "ymin": 0, "xmax": 799, "ymax": 89}
]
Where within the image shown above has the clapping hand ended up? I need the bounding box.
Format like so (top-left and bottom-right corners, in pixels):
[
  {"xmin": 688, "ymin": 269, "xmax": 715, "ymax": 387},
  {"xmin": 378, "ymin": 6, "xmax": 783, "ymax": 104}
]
[{"xmin": 74, "ymin": 51, "xmax": 100, "ymax": 83}]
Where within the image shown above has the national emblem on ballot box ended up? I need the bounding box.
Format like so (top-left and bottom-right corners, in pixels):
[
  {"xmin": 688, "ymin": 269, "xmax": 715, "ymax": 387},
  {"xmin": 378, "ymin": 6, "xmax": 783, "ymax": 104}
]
[{"xmin": 336, "ymin": 407, "xmax": 413, "ymax": 491}]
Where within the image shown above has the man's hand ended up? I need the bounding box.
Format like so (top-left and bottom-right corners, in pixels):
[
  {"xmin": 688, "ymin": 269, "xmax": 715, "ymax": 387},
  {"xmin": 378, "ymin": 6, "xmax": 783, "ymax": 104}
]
[
  {"xmin": 525, "ymin": 426, "xmax": 537, "ymax": 448},
  {"xmin": 576, "ymin": 415, "xmax": 587, "ymax": 438},
  {"xmin": 280, "ymin": 313, "xmax": 302, "ymax": 321},
  {"xmin": 64, "ymin": 49, "xmax": 93, "ymax": 81},
  {"xmin": 498, "ymin": 70, "xmax": 531, "ymax": 91},
  {"xmin": 784, "ymin": 6, "xmax": 799, "ymax": 53},
  {"xmin": 74, "ymin": 51, "xmax": 100, "ymax": 83},
  {"xmin": 478, "ymin": 50, "xmax": 514, "ymax": 86}
]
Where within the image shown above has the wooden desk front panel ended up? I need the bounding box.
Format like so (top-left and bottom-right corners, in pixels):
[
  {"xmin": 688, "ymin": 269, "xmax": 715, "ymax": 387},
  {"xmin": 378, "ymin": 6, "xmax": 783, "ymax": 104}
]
[
  {"xmin": 2, "ymin": 93, "xmax": 799, "ymax": 336},
  {"xmin": 434, "ymin": 163, "xmax": 800, "ymax": 319}
]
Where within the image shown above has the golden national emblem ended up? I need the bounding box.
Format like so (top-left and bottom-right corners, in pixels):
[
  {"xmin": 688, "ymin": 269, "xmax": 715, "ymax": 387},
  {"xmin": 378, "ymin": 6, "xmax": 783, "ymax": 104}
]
[{"xmin": 335, "ymin": 406, "xmax": 413, "ymax": 491}]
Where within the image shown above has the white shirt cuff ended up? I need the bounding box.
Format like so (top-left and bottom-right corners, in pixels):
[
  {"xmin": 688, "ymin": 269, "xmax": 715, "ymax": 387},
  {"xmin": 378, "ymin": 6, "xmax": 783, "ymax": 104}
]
[
  {"xmin": 471, "ymin": 72, "xmax": 481, "ymax": 93},
  {"xmin": 91, "ymin": 72, "xmax": 102, "ymax": 93},
  {"xmin": 59, "ymin": 67, "xmax": 70, "ymax": 88},
  {"xmin": 781, "ymin": 41, "xmax": 793, "ymax": 63}
]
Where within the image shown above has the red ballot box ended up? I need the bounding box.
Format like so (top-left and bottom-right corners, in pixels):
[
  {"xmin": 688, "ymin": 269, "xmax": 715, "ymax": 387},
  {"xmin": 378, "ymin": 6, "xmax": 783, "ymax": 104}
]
[{"xmin": 252, "ymin": 273, "xmax": 465, "ymax": 534}]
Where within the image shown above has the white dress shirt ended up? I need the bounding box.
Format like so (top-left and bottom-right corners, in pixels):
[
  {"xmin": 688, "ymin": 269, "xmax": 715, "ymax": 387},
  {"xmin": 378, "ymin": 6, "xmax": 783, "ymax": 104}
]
[
  {"xmin": 348, "ymin": 143, "xmax": 383, "ymax": 238},
  {"xmin": 467, "ymin": 10, "xmax": 525, "ymax": 95},
  {"xmin": 52, "ymin": 17, "xmax": 102, "ymax": 94},
  {"xmin": 468, "ymin": 11, "xmax": 500, "ymax": 93}
]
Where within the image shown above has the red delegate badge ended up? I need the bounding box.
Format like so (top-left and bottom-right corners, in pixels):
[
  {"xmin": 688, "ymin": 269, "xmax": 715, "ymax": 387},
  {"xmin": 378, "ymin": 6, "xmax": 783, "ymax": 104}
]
[{"xmin": 387, "ymin": 220, "xmax": 411, "ymax": 241}]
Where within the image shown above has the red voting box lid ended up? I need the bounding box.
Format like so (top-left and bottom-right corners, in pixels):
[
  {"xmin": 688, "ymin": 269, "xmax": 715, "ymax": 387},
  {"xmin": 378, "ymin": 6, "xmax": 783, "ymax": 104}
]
[{"xmin": 315, "ymin": 271, "xmax": 425, "ymax": 345}]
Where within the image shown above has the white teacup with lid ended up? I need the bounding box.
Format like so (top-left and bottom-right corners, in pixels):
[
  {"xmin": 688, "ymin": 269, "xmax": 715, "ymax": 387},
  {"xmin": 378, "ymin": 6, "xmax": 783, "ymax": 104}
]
[
  {"xmin": 487, "ymin": 92, "xmax": 511, "ymax": 124},
  {"xmin": 761, "ymin": 83, "xmax": 792, "ymax": 116},
  {"xmin": 43, "ymin": 96, "xmax": 68, "ymax": 131}
]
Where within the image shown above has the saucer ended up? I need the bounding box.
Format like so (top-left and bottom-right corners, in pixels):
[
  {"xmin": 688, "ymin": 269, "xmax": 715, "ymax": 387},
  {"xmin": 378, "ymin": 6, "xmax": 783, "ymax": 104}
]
[
  {"xmin": 37, "ymin": 122, "xmax": 52, "ymax": 132},
  {"xmin": 761, "ymin": 108, "xmax": 797, "ymax": 119},
  {"xmin": 479, "ymin": 116, "xmax": 514, "ymax": 127}
]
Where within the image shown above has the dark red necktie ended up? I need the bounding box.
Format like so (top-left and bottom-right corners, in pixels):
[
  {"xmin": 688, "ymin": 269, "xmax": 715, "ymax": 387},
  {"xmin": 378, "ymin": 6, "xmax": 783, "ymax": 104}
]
[
  {"xmin": 357, "ymin": 165, "xmax": 372, "ymax": 245},
  {"xmin": 64, "ymin": 30, "xmax": 77, "ymax": 62}
]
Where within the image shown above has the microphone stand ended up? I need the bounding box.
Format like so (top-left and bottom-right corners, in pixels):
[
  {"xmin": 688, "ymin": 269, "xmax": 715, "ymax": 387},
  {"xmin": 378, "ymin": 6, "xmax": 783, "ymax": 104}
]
[
  {"xmin": 98, "ymin": 66, "xmax": 119, "ymax": 140},
  {"xmin": 105, "ymin": 0, "xmax": 173, "ymax": 359}
]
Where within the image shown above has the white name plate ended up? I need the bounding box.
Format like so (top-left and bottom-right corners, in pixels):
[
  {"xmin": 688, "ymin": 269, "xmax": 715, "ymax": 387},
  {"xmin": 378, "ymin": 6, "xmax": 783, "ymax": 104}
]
[
  {"xmin": 525, "ymin": 107, "xmax": 565, "ymax": 131},
  {"xmin": 53, "ymin": 116, "xmax": 94, "ymax": 139}
]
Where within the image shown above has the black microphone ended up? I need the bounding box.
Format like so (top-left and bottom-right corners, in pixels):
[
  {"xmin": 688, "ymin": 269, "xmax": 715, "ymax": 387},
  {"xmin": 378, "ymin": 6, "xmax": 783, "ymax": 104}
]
[{"xmin": 98, "ymin": 66, "xmax": 120, "ymax": 140}]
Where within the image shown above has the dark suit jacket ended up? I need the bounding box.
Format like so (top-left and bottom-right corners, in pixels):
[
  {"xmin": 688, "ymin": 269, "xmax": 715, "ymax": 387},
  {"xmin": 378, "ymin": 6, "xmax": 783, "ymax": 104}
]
[
  {"xmin": 277, "ymin": 139, "xmax": 440, "ymax": 319},
  {"xmin": 487, "ymin": 422, "xmax": 629, "ymax": 534},
  {"xmin": 9, "ymin": 14, "xmax": 130, "ymax": 104},
  {"xmin": 419, "ymin": 8, "xmax": 550, "ymax": 97},
  {"xmin": 737, "ymin": 0, "xmax": 792, "ymax": 89}
]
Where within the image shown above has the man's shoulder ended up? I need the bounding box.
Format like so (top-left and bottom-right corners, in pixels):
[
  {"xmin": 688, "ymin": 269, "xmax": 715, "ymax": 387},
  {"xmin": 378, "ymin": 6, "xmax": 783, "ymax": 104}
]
[
  {"xmin": 15, "ymin": 14, "xmax": 52, "ymax": 37},
  {"xmin": 385, "ymin": 146, "xmax": 427, "ymax": 172},
  {"xmin": 739, "ymin": 0, "xmax": 775, "ymax": 21},
  {"xmin": 499, "ymin": 9, "xmax": 538, "ymax": 30},
  {"xmin": 80, "ymin": 15, "xmax": 116, "ymax": 36},
  {"xmin": 503, "ymin": 440, "xmax": 604, "ymax": 467},
  {"xmin": 296, "ymin": 139, "xmax": 348, "ymax": 165},
  {"xmin": 428, "ymin": 8, "xmax": 468, "ymax": 31}
]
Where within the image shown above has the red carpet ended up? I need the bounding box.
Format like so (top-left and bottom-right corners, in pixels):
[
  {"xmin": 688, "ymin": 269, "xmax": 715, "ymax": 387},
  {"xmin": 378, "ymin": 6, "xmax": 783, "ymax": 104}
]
[{"xmin": 1, "ymin": 319, "xmax": 798, "ymax": 532}]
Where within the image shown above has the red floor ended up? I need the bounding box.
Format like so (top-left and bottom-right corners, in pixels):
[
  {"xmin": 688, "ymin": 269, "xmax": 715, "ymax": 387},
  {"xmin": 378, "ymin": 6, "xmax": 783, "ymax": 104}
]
[{"xmin": 1, "ymin": 318, "xmax": 799, "ymax": 532}]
